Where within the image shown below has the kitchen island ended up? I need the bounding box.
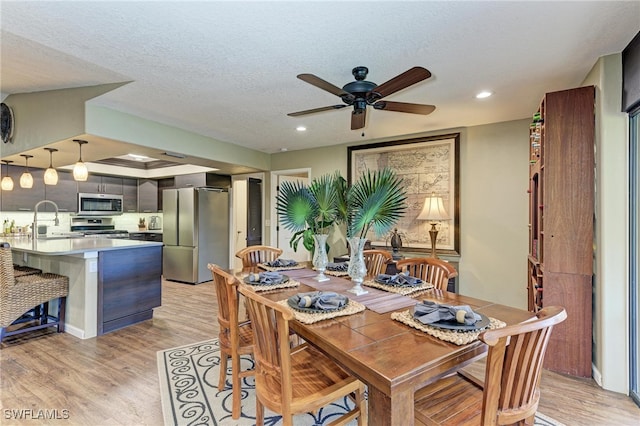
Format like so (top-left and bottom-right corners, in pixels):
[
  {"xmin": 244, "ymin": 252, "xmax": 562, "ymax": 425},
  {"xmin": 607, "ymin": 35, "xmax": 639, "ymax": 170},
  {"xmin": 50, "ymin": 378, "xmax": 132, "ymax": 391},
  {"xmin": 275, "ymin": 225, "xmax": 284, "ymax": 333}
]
[{"xmin": 6, "ymin": 237, "xmax": 163, "ymax": 339}]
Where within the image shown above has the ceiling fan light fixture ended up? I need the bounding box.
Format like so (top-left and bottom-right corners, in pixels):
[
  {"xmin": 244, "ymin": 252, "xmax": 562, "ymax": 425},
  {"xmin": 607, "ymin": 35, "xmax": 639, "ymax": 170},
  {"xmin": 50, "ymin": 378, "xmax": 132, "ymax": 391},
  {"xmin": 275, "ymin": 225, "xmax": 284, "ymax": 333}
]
[
  {"xmin": 1, "ymin": 160, "xmax": 14, "ymax": 191},
  {"xmin": 73, "ymin": 139, "xmax": 89, "ymax": 181},
  {"xmin": 44, "ymin": 147, "xmax": 59, "ymax": 185},
  {"xmin": 19, "ymin": 154, "xmax": 34, "ymax": 188}
]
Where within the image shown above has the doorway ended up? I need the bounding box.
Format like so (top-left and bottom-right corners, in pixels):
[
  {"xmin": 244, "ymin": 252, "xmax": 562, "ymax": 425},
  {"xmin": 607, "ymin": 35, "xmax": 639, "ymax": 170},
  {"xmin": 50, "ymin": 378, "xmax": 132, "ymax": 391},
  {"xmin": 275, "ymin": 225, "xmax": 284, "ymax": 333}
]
[
  {"xmin": 270, "ymin": 168, "xmax": 311, "ymax": 262},
  {"xmin": 231, "ymin": 173, "xmax": 265, "ymax": 270}
]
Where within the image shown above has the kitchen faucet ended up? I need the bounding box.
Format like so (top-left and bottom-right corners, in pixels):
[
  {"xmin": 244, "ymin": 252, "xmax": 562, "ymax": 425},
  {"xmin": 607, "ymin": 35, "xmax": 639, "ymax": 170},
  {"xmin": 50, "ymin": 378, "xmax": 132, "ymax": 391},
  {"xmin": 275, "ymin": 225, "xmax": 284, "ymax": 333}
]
[{"xmin": 33, "ymin": 200, "xmax": 60, "ymax": 239}]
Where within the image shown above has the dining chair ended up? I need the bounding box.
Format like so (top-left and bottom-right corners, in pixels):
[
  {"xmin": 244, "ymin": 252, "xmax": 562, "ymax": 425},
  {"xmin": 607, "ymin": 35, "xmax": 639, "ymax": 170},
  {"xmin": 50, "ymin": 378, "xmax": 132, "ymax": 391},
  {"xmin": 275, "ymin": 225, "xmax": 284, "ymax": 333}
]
[
  {"xmin": 413, "ymin": 305, "xmax": 567, "ymax": 425},
  {"xmin": 235, "ymin": 245, "xmax": 283, "ymax": 268},
  {"xmin": 0, "ymin": 243, "xmax": 69, "ymax": 342},
  {"xmin": 237, "ymin": 285, "xmax": 367, "ymax": 426},
  {"xmin": 207, "ymin": 264, "xmax": 254, "ymax": 419},
  {"xmin": 395, "ymin": 257, "xmax": 458, "ymax": 291},
  {"xmin": 362, "ymin": 249, "xmax": 392, "ymax": 276}
]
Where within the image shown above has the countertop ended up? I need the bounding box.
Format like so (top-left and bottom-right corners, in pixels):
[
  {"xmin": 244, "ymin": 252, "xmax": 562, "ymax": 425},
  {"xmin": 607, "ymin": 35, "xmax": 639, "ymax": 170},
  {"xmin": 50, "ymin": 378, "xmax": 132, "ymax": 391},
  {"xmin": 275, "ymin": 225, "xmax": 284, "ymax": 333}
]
[{"xmin": 2, "ymin": 236, "xmax": 163, "ymax": 255}]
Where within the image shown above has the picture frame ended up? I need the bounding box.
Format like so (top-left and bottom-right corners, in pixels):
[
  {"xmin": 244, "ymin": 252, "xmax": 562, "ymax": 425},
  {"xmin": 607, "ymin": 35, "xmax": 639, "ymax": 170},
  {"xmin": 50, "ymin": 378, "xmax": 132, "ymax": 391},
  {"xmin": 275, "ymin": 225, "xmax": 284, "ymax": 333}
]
[{"xmin": 347, "ymin": 133, "xmax": 460, "ymax": 255}]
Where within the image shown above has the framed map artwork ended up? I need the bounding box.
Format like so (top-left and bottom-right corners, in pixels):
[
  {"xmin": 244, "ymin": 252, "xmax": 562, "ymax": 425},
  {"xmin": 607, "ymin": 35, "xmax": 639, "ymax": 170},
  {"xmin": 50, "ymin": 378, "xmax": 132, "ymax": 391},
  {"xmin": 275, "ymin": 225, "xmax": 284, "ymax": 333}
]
[{"xmin": 347, "ymin": 133, "xmax": 460, "ymax": 255}]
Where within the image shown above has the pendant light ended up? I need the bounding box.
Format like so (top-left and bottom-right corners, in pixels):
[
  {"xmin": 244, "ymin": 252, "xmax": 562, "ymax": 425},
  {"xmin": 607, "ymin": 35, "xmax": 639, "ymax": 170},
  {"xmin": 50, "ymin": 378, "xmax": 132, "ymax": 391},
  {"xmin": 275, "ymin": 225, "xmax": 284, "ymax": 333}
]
[
  {"xmin": 43, "ymin": 148, "xmax": 59, "ymax": 185},
  {"xmin": 1, "ymin": 160, "xmax": 14, "ymax": 191},
  {"xmin": 19, "ymin": 154, "xmax": 33, "ymax": 189},
  {"xmin": 73, "ymin": 139, "xmax": 88, "ymax": 181}
]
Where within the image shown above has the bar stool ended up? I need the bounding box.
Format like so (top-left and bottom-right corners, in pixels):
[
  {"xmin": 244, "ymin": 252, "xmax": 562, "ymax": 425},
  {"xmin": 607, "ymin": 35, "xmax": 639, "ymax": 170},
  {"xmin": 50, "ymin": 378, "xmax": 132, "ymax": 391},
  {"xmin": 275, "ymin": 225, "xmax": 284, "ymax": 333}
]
[{"xmin": 0, "ymin": 243, "xmax": 69, "ymax": 342}]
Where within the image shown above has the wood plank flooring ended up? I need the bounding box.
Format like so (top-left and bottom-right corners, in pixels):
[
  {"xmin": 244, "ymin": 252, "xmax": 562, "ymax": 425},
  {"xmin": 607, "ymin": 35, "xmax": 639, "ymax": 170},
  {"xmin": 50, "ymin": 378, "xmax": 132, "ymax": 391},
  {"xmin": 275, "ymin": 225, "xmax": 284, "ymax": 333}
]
[{"xmin": 1, "ymin": 278, "xmax": 639, "ymax": 425}]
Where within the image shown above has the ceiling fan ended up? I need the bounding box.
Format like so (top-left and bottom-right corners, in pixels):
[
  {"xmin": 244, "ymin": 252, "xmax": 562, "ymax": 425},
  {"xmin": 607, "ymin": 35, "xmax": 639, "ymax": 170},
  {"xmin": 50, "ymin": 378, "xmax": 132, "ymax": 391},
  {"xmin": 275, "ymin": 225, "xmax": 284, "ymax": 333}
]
[{"xmin": 288, "ymin": 66, "xmax": 435, "ymax": 130}]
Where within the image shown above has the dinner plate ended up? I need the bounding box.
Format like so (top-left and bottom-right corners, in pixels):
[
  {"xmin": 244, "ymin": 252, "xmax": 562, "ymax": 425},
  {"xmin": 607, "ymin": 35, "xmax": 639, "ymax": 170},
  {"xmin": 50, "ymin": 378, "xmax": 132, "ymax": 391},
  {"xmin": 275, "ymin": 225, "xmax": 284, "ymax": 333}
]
[
  {"xmin": 374, "ymin": 276, "xmax": 423, "ymax": 287},
  {"xmin": 425, "ymin": 312, "xmax": 491, "ymax": 332},
  {"xmin": 243, "ymin": 274, "xmax": 289, "ymax": 286},
  {"xmin": 287, "ymin": 296, "xmax": 349, "ymax": 314}
]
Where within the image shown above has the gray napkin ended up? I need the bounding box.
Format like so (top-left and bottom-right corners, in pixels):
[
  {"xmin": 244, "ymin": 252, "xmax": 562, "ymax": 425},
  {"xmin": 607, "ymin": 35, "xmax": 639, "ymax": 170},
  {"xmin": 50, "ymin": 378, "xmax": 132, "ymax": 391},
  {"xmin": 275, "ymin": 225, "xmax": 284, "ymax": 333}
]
[
  {"xmin": 376, "ymin": 273, "xmax": 422, "ymax": 287},
  {"xmin": 290, "ymin": 291, "xmax": 348, "ymax": 310},
  {"xmin": 327, "ymin": 262, "xmax": 348, "ymax": 272},
  {"xmin": 266, "ymin": 258, "xmax": 298, "ymax": 267},
  {"xmin": 413, "ymin": 301, "xmax": 481, "ymax": 325},
  {"xmin": 247, "ymin": 271, "xmax": 283, "ymax": 284}
]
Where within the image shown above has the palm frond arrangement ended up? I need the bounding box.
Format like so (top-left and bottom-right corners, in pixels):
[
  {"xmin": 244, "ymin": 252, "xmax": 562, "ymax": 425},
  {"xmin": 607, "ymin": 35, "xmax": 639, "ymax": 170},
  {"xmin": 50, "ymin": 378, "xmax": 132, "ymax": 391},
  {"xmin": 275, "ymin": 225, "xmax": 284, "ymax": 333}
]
[{"xmin": 276, "ymin": 168, "xmax": 407, "ymax": 252}]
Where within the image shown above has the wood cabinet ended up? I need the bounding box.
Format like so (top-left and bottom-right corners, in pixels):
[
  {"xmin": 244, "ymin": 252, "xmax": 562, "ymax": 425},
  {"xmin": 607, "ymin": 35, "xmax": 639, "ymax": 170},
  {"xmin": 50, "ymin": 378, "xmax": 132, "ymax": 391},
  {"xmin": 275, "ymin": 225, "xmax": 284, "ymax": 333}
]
[
  {"xmin": 43, "ymin": 170, "xmax": 77, "ymax": 212},
  {"xmin": 138, "ymin": 179, "xmax": 158, "ymax": 213},
  {"xmin": 0, "ymin": 165, "xmax": 45, "ymax": 211},
  {"xmin": 527, "ymin": 86, "xmax": 594, "ymax": 377},
  {"xmin": 122, "ymin": 178, "xmax": 138, "ymax": 213},
  {"xmin": 78, "ymin": 175, "xmax": 124, "ymax": 194}
]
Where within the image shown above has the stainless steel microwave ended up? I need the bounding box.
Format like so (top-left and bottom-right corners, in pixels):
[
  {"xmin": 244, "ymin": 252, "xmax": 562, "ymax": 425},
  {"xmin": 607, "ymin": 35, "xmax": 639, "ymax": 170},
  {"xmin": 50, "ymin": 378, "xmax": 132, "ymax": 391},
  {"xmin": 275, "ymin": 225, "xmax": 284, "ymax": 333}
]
[{"xmin": 77, "ymin": 193, "xmax": 124, "ymax": 216}]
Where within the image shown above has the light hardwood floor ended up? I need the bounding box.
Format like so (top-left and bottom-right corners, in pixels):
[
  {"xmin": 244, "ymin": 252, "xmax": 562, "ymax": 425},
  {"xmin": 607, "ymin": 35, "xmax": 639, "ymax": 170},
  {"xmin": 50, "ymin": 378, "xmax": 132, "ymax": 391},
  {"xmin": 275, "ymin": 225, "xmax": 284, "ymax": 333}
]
[{"xmin": 1, "ymin": 279, "xmax": 638, "ymax": 425}]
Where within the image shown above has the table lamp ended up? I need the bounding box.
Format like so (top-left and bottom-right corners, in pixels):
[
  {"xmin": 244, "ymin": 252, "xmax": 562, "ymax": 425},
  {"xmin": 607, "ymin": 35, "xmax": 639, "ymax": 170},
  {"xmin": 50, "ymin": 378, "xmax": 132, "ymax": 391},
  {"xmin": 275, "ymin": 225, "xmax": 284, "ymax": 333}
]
[{"xmin": 417, "ymin": 194, "xmax": 450, "ymax": 258}]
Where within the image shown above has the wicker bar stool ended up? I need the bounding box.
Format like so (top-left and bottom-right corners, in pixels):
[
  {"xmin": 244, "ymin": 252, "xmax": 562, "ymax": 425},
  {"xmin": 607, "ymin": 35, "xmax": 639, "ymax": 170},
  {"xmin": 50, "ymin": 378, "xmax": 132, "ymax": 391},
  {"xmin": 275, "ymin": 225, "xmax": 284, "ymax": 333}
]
[{"xmin": 0, "ymin": 243, "xmax": 69, "ymax": 342}]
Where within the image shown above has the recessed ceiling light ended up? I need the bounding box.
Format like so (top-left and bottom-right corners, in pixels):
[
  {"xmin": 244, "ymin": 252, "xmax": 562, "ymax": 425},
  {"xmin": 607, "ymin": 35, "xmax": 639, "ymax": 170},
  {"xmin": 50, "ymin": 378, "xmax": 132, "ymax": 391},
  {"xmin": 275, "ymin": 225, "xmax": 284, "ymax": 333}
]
[
  {"xmin": 280, "ymin": 148, "xmax": 288, "ymax": 152},
  {"xmin": 128, "ymin": 153, "xmax": 149, "ymax": 161},
  {"xmin": 296, "ymin": 126, "xmax": 307, "ymax": 132},
  {"xmin": 476, "ymin": 91, "xmax": 492, "ymax": 99}
]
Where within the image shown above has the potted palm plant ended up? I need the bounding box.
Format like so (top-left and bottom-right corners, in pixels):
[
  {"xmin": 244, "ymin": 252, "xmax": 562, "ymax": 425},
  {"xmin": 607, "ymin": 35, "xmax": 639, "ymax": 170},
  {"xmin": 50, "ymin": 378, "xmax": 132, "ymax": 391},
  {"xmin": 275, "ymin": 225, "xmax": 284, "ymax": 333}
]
[
  {"xmin": 339, "ymin": 167, "xmax": 407, "ymax": 294},
  {"xmin": 275, "ymin": 172, "xmax": 344, "ymax": 281}
]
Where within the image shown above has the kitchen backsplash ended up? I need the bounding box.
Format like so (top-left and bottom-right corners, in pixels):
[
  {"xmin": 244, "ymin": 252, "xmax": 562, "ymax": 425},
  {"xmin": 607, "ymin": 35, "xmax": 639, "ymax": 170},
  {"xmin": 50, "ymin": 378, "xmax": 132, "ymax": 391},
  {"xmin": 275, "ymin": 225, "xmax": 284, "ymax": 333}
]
[{"xmin": 1, "ymin": 212, "xmax": 163, "ymax": 235}]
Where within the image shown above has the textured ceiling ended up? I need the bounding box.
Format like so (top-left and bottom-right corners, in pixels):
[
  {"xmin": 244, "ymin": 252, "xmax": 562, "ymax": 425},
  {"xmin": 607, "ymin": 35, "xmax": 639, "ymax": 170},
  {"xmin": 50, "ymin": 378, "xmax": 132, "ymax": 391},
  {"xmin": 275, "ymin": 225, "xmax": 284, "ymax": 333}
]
[{"xmin": 1, "ymin": 1, "xmax": 639, "ymax": 162}]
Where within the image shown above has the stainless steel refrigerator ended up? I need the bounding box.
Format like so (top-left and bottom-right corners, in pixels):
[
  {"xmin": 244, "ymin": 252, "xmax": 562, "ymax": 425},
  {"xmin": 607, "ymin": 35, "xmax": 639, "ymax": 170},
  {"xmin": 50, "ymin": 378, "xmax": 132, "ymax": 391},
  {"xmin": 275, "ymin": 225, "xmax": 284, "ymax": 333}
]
[{"xmin": 163, "ymin": 187, "xmax": 230, "ymax": 284}]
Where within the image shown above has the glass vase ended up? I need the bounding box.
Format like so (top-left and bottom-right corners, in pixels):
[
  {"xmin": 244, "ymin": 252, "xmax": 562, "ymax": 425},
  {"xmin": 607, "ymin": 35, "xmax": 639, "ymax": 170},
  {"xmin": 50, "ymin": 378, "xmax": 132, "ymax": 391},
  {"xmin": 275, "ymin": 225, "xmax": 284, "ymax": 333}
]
[
  {"xmin": 347, "ymin": 236, "xmax": 368, "ymax": 295},
  {"xmin": 312, "ymin": 234, "xmax": 330, "ymax": 282}
]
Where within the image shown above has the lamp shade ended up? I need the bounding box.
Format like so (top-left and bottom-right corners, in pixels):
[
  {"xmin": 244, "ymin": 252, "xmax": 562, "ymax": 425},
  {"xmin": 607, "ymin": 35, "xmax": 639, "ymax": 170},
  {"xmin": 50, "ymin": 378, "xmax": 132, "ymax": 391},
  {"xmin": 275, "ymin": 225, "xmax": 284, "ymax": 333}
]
[
  {"xmin": 1, "ymin": 176, "xmax": 13, "ymax": 191},
  {"xmin": 19, "ymin": 171, "xmax": 33, "ymax": 188},
  {"xmin": 44, "ymin": 167, "xmax": 59, "ymax": 185},
  {"xmin": 417, "ymin": 195, "xmax": 449, "ymax": 222},
  {"xmin": 73, "ymin": 161, "xmax": 88, "ymax": 181}
]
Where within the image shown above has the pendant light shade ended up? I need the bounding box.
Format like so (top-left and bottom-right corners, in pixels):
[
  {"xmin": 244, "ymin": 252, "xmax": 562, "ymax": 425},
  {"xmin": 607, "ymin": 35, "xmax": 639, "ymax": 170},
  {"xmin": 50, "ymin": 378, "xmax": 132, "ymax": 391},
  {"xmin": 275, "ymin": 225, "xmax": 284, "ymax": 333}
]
[
  {"xmin": 44, "ymin": 147, "xmax": 59, "ymax": 185},
  {"xmin": 73, "ymin": 139, "xmax": 89, "ymax": 181},
  {"xmin": 19, "ymin": 154, "xmax": 33, "ymax": 189},
  {"xmin": 1, "ymin": 160, "xmax": 14, "ymax": 191}
]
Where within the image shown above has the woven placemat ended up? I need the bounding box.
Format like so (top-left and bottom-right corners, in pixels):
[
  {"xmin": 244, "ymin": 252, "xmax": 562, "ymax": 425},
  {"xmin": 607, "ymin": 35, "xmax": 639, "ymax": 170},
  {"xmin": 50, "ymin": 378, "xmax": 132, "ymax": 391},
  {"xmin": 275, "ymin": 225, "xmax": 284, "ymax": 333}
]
[
  {"xmin": 363, "ymin": 279, "xmax": 434, "ymax": 296},
  {"xmin": 241, "ymin": 277, "xmax": 300, "ymax": 292},
  {"xmin": 258, "ymin": 263, "xmax": 306, "ymax": 272},
  {"xmin": 314, "ymin": 267, "xmax": 349, "ymax": 277},
  {"xmin": 277, "ymin": 299, "xmax": 366, "ymax": 324},
  {"xmin": 391, "ymin": 310, "xmax": 506, "ymax": 345}
]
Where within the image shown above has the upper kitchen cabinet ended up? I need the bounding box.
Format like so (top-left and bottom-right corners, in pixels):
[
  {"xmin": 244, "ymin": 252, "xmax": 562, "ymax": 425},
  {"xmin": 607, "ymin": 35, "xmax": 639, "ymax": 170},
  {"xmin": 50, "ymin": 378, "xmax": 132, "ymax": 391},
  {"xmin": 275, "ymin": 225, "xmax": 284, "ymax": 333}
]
[
  {"xmin": 0, "ymin": 165, "xmax": 45, "ymax": 211},
  {"xmin": 138, "ymin": 179, "xmax": 158, "ymax": 213},
  {"xmin": 174, "ymin": 173, "xmax": 206, "ymax": 188},
  {"xmin": 43, "ymin": 170, "xmax": 77, "ymax": 212},
  {"xmin": 122, "ymin": 178, "xmax": 138, "ymax": 213},
  {"xmin": 78, "ymin": 175, "xmax": 125, "ymax": 194}
]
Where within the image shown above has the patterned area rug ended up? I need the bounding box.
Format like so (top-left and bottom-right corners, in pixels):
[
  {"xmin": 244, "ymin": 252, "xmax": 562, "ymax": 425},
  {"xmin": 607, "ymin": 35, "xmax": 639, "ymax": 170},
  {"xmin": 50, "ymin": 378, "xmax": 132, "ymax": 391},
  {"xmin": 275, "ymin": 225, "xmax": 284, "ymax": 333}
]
[{"xmin": 157, "ymin": 339, "xmax": 565, "ymax": 426}]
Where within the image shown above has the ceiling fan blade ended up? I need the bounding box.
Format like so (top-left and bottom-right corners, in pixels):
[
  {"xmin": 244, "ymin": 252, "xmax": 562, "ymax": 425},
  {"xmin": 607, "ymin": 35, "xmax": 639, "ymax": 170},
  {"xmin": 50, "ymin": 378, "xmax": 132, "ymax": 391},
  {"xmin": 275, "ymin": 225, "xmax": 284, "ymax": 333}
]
[
  {"xmin": 373, "ymin": 101, "xmax": 436, "ymax": 115},
  {"xmin": 351, "ymin": 109, "xmax": 366, "ymax": 130},
  {"xmin": 297, "ymin": 74, "xmax": 355, "ymax": 101},
  {"xmin": 368, "ymin": 67, "xmax": 432, "ymax": 101},
  {"xmin": 288, "ymin": 104, "xmax": 348, "ymax": 117}
]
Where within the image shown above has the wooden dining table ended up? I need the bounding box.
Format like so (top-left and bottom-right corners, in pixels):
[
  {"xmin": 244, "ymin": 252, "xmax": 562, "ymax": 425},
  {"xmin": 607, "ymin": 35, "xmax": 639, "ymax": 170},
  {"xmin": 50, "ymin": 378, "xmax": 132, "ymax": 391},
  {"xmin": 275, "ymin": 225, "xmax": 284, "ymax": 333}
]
[{"xmin": 235, "ymin": 266, "xmax": 533, "ymax": 426}]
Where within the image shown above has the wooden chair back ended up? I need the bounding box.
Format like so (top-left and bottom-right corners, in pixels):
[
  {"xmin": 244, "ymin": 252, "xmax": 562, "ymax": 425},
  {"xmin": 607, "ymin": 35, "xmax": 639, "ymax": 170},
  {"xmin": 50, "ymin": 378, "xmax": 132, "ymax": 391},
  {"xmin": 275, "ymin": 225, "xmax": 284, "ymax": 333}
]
[
  {"xmin": 395, "ymin": 257, "xmax": 457, "ymax": 290},
  {"xmin": 362, "ymin": 249, "xmax": 392, "ymax": 276},
  {"xmin": 235, "ymin": 245, "xmax": 283, "ymax": 268},
  {"xmin": 238, "ymin": 285, "xmax": 366, "ymax": 425},
  {"xmin": 480, "ymin": 305, "xmax": 567, "ymax": 425},
  {"xmin": 207, "ymin": 264, "xmax": 254, "ymax": 419}
]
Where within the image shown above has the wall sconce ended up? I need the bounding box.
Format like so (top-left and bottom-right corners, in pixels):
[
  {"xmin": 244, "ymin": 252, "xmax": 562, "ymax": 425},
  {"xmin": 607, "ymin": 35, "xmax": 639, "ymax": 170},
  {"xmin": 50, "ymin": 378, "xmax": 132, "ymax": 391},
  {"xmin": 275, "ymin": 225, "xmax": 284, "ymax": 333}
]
[
  {"xmin": 19, "ymin": 154, "xmax": 34, "ymax": 189},
  {"xmin": 43, "ymin": 148, "xmax": 59, "ymax": 185},
  {"xmin": 73, "ymin": 139, "xmax": 88, "ymax": 181},
  {"xmin": 417, "ymin": 193, "xmax": 450, "ymax": 258},
  {"xmin": 1, "ymin": 160, "xmax": 14, "ymax": 191}
]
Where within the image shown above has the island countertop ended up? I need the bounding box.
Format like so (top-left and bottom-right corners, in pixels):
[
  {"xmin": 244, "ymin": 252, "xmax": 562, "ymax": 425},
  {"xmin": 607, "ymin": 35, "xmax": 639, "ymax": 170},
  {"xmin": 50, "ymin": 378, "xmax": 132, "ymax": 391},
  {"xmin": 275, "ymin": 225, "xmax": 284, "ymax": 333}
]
[{"xmin": 3, "ymin": 236, "xmax": 163, "ymax": 255}]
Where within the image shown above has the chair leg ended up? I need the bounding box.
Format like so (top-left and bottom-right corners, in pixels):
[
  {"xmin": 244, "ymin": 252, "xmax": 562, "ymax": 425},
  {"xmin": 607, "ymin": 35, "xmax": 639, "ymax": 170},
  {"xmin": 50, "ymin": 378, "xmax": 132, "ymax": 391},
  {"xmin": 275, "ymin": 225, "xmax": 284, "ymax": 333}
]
[
  {"xmin": 218, "ymin": 352, "xmax": 228, "ymax": 391},
  {"xmin": 231, "ymin": 353, "xmax": 241, "ymax": 419},
  {"xmin": 57, "ymin": 297, "xmax": 66, "ymax": 333},
  {"xmin": 256, "ymin": 398, "xmax": 264, "ymax": 426}
]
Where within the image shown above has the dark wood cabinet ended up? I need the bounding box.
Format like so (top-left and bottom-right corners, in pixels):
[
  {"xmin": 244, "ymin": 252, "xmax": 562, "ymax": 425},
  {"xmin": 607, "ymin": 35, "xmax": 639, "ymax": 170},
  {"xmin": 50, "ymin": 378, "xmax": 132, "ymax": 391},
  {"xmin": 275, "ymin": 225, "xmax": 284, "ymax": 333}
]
[
  {"xmin": 527, "ymin": 86, "xmax": 594, "ymax": 377},
  {"xmin": 174, "ymin": 173, "xmax": 206, "ymax": 188},
  {"xmin": 122, "ymin": 178, "xmax": 138, "ymax": 213},
  {"xmin": 43, "ymin": 170, "xmax": 77, "ymax": 212},
  {"xmin": 138, "ymin": 179, "xmax": 158, "ymax": 213},
  {"xmin": 0, "ymin": 165, "xmax": 45, "ymax": 211},
  {"xmin": 129, "ymin": 232, "xmax": 163, "ymax": 242},
  {"xmin": 78, "ymin": 175, "xmax": 124, "ymax": 194}
]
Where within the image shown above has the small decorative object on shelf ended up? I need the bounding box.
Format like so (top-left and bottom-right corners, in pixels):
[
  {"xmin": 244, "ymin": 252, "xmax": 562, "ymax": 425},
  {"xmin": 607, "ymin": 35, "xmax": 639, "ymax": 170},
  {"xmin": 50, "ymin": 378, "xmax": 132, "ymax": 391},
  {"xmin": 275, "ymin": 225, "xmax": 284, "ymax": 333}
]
[
  {"xmin": 138, "ymin": 217, "xmax": 146, "ymax": 230},
  {"xmin": 390, "ymin": 228, "xmax": 403, "ymax": 260}
]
